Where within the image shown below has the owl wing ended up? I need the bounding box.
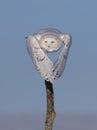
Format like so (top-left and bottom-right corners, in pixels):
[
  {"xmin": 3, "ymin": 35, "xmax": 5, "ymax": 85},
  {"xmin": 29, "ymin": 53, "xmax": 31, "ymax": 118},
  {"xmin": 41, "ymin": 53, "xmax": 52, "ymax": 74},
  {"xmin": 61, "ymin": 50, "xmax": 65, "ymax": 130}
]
[
  {"xmin": 53, "ymin": 41, "xmax": 72, "ymax": 79},
  {"xmin": 26, "ymin": 36, "xmax": 55, "ymax": 83}
]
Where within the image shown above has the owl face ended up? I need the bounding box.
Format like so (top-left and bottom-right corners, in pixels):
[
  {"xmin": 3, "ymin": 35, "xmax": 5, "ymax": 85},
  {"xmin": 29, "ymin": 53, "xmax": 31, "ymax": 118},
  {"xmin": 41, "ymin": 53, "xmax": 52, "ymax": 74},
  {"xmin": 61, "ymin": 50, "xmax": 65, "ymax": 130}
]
[{"xmin": 39, "ymin": 35, "xmax": 62, "ymax": 52}]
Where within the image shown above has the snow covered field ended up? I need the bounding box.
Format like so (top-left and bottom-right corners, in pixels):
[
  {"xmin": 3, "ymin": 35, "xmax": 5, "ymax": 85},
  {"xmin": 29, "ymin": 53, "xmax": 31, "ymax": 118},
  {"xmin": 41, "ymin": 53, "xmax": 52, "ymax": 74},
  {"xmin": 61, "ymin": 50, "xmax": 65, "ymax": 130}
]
[{"xmin": 0, "ymin": 113, "xmax": 97, "ymax": 130}]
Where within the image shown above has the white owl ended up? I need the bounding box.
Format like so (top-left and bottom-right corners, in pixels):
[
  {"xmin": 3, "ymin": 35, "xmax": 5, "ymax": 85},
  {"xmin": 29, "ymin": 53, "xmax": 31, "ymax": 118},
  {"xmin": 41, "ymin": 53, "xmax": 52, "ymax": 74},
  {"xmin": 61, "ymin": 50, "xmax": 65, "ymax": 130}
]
[{"xmin": 26, "ymin": 28, "xmax": 72, "ymax": 83}]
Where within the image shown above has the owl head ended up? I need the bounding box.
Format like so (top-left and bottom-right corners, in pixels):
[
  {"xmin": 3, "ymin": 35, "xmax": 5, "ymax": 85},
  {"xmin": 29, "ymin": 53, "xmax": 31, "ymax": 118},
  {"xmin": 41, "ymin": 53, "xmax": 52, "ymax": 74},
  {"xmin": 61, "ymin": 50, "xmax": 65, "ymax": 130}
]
[{"xmin": 36, "ymin": 34, "xmax": 62, "ymax": 52}]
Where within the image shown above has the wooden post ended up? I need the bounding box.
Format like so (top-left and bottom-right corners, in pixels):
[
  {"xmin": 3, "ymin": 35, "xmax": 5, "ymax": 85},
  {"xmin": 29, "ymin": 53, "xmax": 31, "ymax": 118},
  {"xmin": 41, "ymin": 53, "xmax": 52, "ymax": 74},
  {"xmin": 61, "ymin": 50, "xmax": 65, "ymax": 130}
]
[{"xmin": 45, "ymin": 80, "xmax": 56, "ymax": 130}]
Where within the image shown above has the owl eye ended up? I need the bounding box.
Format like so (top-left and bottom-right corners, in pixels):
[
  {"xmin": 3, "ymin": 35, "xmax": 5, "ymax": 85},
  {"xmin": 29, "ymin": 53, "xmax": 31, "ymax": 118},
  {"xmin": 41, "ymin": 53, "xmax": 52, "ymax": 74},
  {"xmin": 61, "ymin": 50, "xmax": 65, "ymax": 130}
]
[{"xmin": 51, "ymin": 41, "xmax": 55, "ymax": 44}]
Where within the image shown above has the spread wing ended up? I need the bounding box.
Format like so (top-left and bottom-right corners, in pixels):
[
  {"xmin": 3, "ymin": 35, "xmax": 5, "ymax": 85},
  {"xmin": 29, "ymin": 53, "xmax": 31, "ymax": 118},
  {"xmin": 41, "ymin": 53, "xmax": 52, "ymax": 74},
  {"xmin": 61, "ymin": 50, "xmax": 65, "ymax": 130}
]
[
  {"xmin": 26, "ymin": 36, "xmax": 55, "ymax": 83},
  {"xmin": 53, "ymin": 40, "xmax": 72, "ymax": 79}
]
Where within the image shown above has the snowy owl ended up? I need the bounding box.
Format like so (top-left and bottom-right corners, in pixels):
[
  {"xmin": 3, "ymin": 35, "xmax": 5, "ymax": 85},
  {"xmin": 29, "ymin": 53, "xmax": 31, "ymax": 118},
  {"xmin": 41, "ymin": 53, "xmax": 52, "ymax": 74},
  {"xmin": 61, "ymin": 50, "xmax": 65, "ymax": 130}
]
[{"xmin": 26, "ymin": 28, "xmax": 72, "ymax": 83}]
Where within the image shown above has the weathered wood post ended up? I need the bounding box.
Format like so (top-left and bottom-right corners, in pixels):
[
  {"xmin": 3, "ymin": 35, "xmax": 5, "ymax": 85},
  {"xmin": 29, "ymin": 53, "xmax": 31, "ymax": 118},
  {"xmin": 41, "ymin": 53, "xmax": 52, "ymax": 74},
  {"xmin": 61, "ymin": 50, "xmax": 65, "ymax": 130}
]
[{"xmin": 45, "ymin": 80, "xmax": 56, "ymax": 130}]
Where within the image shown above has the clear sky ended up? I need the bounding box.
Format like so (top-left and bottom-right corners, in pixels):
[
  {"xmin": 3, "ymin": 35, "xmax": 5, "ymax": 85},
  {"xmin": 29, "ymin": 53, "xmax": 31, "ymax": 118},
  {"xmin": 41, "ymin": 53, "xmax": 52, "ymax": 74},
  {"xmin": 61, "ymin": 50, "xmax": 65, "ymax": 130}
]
[{"xmin": 0, "ymin": 0, "xmax": 97, "ymax": 114}]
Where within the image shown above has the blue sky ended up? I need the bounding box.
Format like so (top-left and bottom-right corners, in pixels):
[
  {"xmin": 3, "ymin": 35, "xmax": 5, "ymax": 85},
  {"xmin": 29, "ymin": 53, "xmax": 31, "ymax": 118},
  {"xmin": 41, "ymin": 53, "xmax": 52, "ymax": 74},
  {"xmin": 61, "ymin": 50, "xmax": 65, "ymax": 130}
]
[{"xmin": 0, "ymin": 0, "xmax": 97, "ymax": 114}]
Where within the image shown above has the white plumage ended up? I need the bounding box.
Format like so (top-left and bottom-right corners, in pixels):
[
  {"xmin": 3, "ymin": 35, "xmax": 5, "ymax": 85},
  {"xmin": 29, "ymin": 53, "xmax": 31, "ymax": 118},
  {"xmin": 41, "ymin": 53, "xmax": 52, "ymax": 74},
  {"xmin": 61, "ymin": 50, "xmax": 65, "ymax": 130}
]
[{"xmin": 26, "ymin": 28, "xmax": 72, "ymax": 83}]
